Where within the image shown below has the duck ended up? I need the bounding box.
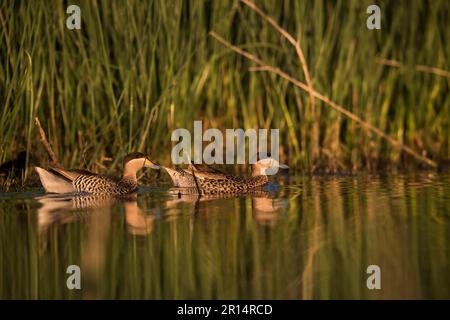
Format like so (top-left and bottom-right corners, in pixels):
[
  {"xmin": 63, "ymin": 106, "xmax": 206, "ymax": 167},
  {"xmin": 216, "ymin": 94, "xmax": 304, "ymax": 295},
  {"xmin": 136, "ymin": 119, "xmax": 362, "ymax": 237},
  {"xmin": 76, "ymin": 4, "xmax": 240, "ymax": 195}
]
[
  {"xmin": 161, "ymin": 156, "xmax": 288, "ymax": 194},
  {"xmin": 35, "ymin": 152, "xmax": 159, "ymax": 195},
  {"xmin": 0, "ymin": 151, "xmax": 28, "ymax": 178}
]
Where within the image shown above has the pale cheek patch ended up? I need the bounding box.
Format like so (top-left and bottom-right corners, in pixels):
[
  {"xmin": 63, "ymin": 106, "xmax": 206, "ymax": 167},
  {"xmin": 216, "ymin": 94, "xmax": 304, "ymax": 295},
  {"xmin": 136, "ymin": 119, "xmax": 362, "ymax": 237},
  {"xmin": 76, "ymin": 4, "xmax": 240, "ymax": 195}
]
[{"xmin": 128, "ymin": 158, "xmax": 146, "ymax": 168}]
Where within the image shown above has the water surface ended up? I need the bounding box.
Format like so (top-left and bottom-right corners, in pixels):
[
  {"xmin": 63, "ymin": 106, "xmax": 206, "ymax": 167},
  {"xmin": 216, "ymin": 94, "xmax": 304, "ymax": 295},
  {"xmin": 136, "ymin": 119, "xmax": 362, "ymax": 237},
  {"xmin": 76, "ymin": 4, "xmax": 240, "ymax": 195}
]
[{"xmin": 1, "ymin": 173, "xmax": 449, "ymax": 299}]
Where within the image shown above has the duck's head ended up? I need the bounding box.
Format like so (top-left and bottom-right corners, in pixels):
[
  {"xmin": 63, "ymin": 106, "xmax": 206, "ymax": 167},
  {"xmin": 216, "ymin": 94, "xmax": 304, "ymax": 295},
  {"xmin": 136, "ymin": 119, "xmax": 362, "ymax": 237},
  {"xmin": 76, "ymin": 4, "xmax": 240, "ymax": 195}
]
[
  {"xmin": 251, "ymin": 156, "xmax": 289, "ymax": 176},
  {"xmin": 123, "ymin": 152, "xmax": 160, "ymax": 169},
  {"xmin": 123, "ymin": 152, "xmax": 160, "ymax": 179}
]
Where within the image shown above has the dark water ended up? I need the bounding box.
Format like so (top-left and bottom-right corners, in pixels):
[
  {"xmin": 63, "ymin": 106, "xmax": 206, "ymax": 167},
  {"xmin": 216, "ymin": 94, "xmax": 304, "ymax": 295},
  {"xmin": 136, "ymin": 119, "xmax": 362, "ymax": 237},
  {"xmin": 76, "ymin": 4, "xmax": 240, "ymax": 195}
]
[{"xmin": 1, "ymin": 173, "xmax": 450, "ymax": 299}]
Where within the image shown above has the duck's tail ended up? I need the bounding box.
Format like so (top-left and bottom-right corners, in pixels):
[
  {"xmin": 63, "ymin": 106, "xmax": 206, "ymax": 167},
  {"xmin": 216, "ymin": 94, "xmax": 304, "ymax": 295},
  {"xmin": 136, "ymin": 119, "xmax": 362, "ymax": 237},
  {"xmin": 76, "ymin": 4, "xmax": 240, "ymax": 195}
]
[
  {"xmin": 35, "ymin": 167, "xmax": 76, "ymax": 193},
  {"xmin": 160, "ymin": 166, "xmax": 184, "ymax": 187}
]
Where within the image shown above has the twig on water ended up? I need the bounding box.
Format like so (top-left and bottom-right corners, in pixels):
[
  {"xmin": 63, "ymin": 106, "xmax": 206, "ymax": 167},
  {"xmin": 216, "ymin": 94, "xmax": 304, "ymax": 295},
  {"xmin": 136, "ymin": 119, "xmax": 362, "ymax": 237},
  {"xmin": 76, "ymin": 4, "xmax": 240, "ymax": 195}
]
[
  {"xmin": 182, "ymin": 150, "xmax": 202, "ymax": 195},
  {"xmin": 190, "ymin": 165, "xmax": 202, "ymax": 196},
  {"xmin": 34, "ymin": 117, "xmax": 61, "ymax": 168}
]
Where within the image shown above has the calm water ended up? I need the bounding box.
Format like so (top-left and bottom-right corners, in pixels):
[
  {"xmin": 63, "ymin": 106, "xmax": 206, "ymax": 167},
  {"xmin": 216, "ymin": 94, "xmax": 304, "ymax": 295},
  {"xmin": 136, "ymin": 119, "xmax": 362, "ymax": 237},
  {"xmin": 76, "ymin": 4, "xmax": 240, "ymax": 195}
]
[{"xmin": 1, "ymin": 173, "xmax": 450, "ymax": 299}]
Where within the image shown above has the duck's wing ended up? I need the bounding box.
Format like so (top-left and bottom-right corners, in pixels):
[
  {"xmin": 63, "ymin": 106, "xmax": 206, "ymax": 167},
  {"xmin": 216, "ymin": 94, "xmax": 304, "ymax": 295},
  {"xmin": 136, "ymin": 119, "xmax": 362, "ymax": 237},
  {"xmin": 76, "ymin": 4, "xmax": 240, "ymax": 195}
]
[
  {"xmin": 162, "ymin": 163, "xmax": 230, "ymax": 187},
  {"xmin": 49, "ymin": 167, "xmax": 97, "ymax": 182},
  {"xmin": 185, "ymin": 163, "xmax": 228, "ymax": 179},
  {"xmin": 189, "ymin": 163, "xmax": 225, "ymax": 173}
]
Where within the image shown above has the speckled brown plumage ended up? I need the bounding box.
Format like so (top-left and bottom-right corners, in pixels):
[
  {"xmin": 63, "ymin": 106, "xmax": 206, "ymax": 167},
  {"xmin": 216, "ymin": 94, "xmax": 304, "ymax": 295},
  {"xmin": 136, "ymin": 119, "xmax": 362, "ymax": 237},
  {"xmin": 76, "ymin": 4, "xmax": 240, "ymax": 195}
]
[
  {"xmin": 35, "ymin": 152, "xmax": 159, "ymax": 195},
  {"xmin": 72, "ymin": 174, "xmax": 138, "ymax": 195},
  {"xmin": 163, "ymin": 164, "xmax": 269, "ymax": 195}
]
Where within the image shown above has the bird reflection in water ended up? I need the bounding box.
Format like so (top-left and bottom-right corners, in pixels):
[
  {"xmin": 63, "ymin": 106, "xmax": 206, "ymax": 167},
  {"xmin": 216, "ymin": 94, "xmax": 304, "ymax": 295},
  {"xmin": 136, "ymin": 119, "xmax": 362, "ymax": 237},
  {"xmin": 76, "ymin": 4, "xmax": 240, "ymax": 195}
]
[
  {"xmin": 36, "ymin": 193, "xmax": 153, "ymax": 236},
  {"xmin": 35, "ymin": 192, "xmax": 155, "ymax": 298},
  {"xmin": 34, "ymin": 185, "xmax": 289, "ymax": 298},
  {"xmin": 165, "ymin": 185, "xmax": 289, "ymax": 225}
]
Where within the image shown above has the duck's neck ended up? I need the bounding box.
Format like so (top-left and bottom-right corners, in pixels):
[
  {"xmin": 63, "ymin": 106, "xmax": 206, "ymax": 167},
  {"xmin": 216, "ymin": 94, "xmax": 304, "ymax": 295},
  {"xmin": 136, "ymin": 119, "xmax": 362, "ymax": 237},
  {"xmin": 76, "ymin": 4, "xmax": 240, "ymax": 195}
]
[
  {"xmin": 123, "ymin": 161, "xmax": 142, "ymax": 183},
  {"xmin": 252, "ymin": 165, "xmax": 269, "ymax": 177},
  {"xmin": 123, "ymin": 172, "xmax": 137, "ymax": 183},
  {"xmin": 249, "ymin": 175, "xmax": 269, "ymax": 187}
]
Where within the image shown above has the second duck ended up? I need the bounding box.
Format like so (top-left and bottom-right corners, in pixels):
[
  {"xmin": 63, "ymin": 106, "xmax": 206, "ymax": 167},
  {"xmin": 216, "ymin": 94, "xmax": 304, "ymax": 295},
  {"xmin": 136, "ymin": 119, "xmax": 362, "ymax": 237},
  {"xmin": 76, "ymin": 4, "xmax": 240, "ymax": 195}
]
[{"xmin": 162, "ymin": 156, "xmax": 288, "ymax": 194}]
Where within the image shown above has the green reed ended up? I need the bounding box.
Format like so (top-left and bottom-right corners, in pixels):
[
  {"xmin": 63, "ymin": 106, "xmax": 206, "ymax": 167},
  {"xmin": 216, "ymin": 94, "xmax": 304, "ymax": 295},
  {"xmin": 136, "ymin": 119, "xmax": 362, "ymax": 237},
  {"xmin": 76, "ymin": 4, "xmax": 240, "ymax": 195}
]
[{"xmin": 0, "ymin": 0, "xmax": 449, "ymax": 177}]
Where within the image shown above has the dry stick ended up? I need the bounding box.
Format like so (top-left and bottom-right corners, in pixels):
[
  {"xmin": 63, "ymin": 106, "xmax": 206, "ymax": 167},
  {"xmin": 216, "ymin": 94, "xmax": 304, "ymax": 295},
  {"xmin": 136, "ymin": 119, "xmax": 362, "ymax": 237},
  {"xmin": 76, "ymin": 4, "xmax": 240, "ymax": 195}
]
[
  {"xmin": 182, "ymin": 150, "xmax": 202, "ymax": 195},
  {"xmin": 190, "ymin": 165, "xmax": 202, "ymax": 196},
  {"xmin": 240, "ymin": 0, "xmax": 320, "ymax": 159},
  {"xmin": 240, "ymin": 0, "xmax": 314, "ymax": 100},
  {"xmin": 210, "ymin": 32, "xmax": 438, "ymax": 169},
  {"xmin": 34, "ymin": 117, "xmax": 61, "ymax": 168},
  {"xmin": 377, "ymin": 58, "xmax": 450, "ymax": 79}
]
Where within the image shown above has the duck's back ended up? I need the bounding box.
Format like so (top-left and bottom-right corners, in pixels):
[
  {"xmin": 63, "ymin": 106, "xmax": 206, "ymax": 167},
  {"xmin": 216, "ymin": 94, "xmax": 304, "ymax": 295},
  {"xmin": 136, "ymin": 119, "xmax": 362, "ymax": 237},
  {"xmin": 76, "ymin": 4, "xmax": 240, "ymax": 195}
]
[
  {"xmin": 182, "ymin": 170, "xmax": 268, "ymax": 194},
  {"xmin": 50, "ymin": 167, "xmax": 137, "ymax": 195},
  {"xmin": 73, "ymin": 174, "xmax": 137, "ymax": 195},
  {"xmin": 163, "ymin": 163, "xmax": 269, "ymax": 194}
]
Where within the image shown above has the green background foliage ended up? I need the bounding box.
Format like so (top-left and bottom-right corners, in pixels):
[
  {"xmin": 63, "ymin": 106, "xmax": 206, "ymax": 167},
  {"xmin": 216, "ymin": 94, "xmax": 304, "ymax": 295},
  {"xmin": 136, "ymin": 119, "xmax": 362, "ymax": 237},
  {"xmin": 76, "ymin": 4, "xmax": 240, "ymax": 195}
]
[{"xmin": 1, "ymin": 0, "xmax": 449, "ymax": 173}]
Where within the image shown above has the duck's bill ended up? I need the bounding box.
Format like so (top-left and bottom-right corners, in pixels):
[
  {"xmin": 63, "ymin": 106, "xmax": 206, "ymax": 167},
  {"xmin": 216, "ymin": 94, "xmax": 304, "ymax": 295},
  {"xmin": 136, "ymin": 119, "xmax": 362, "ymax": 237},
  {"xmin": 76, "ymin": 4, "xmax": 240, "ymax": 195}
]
[
  {"xmin": 279, "ymin": 164, "xmax": 289, "ymax": 169},
  {"xmin": 144, "ymin": 158, "xmax": 160, "ymax": 169}
]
